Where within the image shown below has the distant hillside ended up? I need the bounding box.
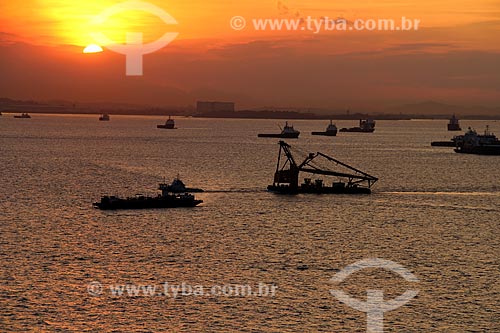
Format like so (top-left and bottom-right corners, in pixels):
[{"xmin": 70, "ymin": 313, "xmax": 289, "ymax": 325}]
[
  {"xmin": 1, "ymin": 97, "xmax": 499, "ymax": 119},
  {"xmin": 384, "ymin": 101, "xmax": 500, "ymax": 117}
]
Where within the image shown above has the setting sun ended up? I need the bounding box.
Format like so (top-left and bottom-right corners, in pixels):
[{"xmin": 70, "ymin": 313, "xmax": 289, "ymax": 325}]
[{"xmin": 83, "ymin": 44, "xmax": 103, "ymax": 53}]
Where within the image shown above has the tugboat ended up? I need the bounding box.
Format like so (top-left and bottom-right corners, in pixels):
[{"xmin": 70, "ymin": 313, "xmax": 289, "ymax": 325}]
[
  {"xmin": 93, "ymin": 183, "xmax": 203, "ymax": 210},
  {"xmin": 447, "ymin": 114, "xmax": 461, "ymax": 131},
  {"xmin": 312, "ymin": 120, "xmax": 338, "ymax": 136},
  {"xmin": 267, "ymin": 141, "xmax": 378, "ymax": 194},
  {"xmin": 159, "ymin": 176, "xmax": 204, "ymax": 193},
  {"xmin": 454, "ymin": 126, "xmax": 500, "ymax": 155},
  {"xmin": 99, "ymin": 113, "xmax": 110, "ymax": 121},
  {"xmin": 339, "ymin": 119, "xmax": 375, "ymax": 133},
  {"xmin": 157, "ymin": 116, "xmax": 176, "ymax": 129},
  {"xmin": 258, "ymin": 122, "xmax": 300, "ymax": 138},
  {"xmin": 14, "ymin": 113, "xmax": 31, "ymax": 119}
]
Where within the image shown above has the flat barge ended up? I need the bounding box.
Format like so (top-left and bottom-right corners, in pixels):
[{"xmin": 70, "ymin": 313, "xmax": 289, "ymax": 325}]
[{"xmin": 94, "ymin": 183, "xmax": 203, "ymax": 210}]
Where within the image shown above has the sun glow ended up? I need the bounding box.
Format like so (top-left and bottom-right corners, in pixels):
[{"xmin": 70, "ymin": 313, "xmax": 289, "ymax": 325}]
[
  {"xmin": 83, "ymin": 44, "xmax": 103, "ymax": 53},
  {"xmin": 1, "ymin": 0, "xmax": 498, "ymax": 48}
]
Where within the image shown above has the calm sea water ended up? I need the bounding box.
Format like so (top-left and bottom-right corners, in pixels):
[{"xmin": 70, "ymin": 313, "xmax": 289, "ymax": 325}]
[{"xmin": 1, "ymin": 114, "xmax": 499, "ymax": 332}]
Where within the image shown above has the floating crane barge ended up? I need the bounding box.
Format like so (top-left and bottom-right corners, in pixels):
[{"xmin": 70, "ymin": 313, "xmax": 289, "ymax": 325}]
[{"xmin": 268, "ymin": 141, "xmax": 378, "ymax": 194}]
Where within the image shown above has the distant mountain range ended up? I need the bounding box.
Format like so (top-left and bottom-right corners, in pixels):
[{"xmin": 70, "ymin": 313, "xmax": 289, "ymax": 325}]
[
  {"xmin": 1, "ymin": 98, "xmax": 499, "ymax": 119},
  {"xmin": 383, "ymin": 101, "xmax": 500, "ymax": 117}
]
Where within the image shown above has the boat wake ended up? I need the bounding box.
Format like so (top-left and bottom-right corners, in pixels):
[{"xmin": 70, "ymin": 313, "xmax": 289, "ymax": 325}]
[
  {"xmin": 202, "ymin": 189, "xmax": 266, "ymax": 193},
  {"xmin": 381, "ymin": 191, "xmax": 500, "ymax": 197},
  {"xmin": 375, "ymin": 191, "xmax": 500, "ymax": 213}
]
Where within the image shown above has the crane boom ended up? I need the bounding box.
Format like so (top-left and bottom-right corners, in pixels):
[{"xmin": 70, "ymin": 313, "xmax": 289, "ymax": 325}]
[{"xmin": 269, "ymin": 141, "xmax": 378, "ymax": 194}]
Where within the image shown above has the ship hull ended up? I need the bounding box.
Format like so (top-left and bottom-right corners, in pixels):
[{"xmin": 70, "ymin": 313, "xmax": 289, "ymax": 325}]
[
  {"xmin": 157, "ymin": 125, "xmax": 176, "ymax": 129},
  {"xmin": 267, "ymin": 185, "xmax": 371, "ymax": 195},
  {"xmin": 93, "ymin": 196, "xmax": 203, "ymax": 210},
  {"xmin": 431, "ymin": 141, "xmax": 456, "ymax": 147},
  {"xmin": 455, "ymin": 146, "xmax": 500, "ymax": 155},
  {"xmin": 311, "ymin": 131, "xmax": 337, "ymax": 136},
  {"xmin": 447, "ymin": 125, "xmax": 461, "ymax": 131},
  {"xmin": 339, "ymin": 128, "xmax": 374, "ymax": 133},
  {"xmin": 258, "ymin": 133, "xmax": 300, "ymax": 138}
]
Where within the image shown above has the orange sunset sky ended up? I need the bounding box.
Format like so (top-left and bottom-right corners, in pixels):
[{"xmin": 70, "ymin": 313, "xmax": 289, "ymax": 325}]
[{"xmin": 1, "ymin": 0, "xmax": 499, "ymax": 109}]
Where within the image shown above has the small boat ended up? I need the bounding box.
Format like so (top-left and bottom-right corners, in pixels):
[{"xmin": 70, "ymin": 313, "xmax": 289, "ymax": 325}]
[
  {"xmin": 454, "ymin": 126, "xmax": 500, "ymax": 155},
  {"xmin": 447, "ymin": 114, "xmax": 461, "ymax": 131},
  {"xmin": 14, "ymin": 113, "xmax": 31, "ymax": 119},
  {"xmin": 99, "ymin": 114, "xmax": 110, "ymax": 121},
  {"xmin": 340, "ymin": 119, "xmax": 375, "ymax": 133},
  {"xmin": 93, "ymin": 183, "xmax": 203, "ymax": 210},
  {"xmin": 312, "ymin": 120, "xmax": 338, "ymax": 136},
  {"xmin": 258, "ymin": 122, "xmax": 300, "ymax": 138},
  {"xmin": 157, "ymin": 116, "xmax": 176, "ymax": 129},
  {"xmin": 159, "ymin": 176, "xmax": 204, "ymax": 193}
]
